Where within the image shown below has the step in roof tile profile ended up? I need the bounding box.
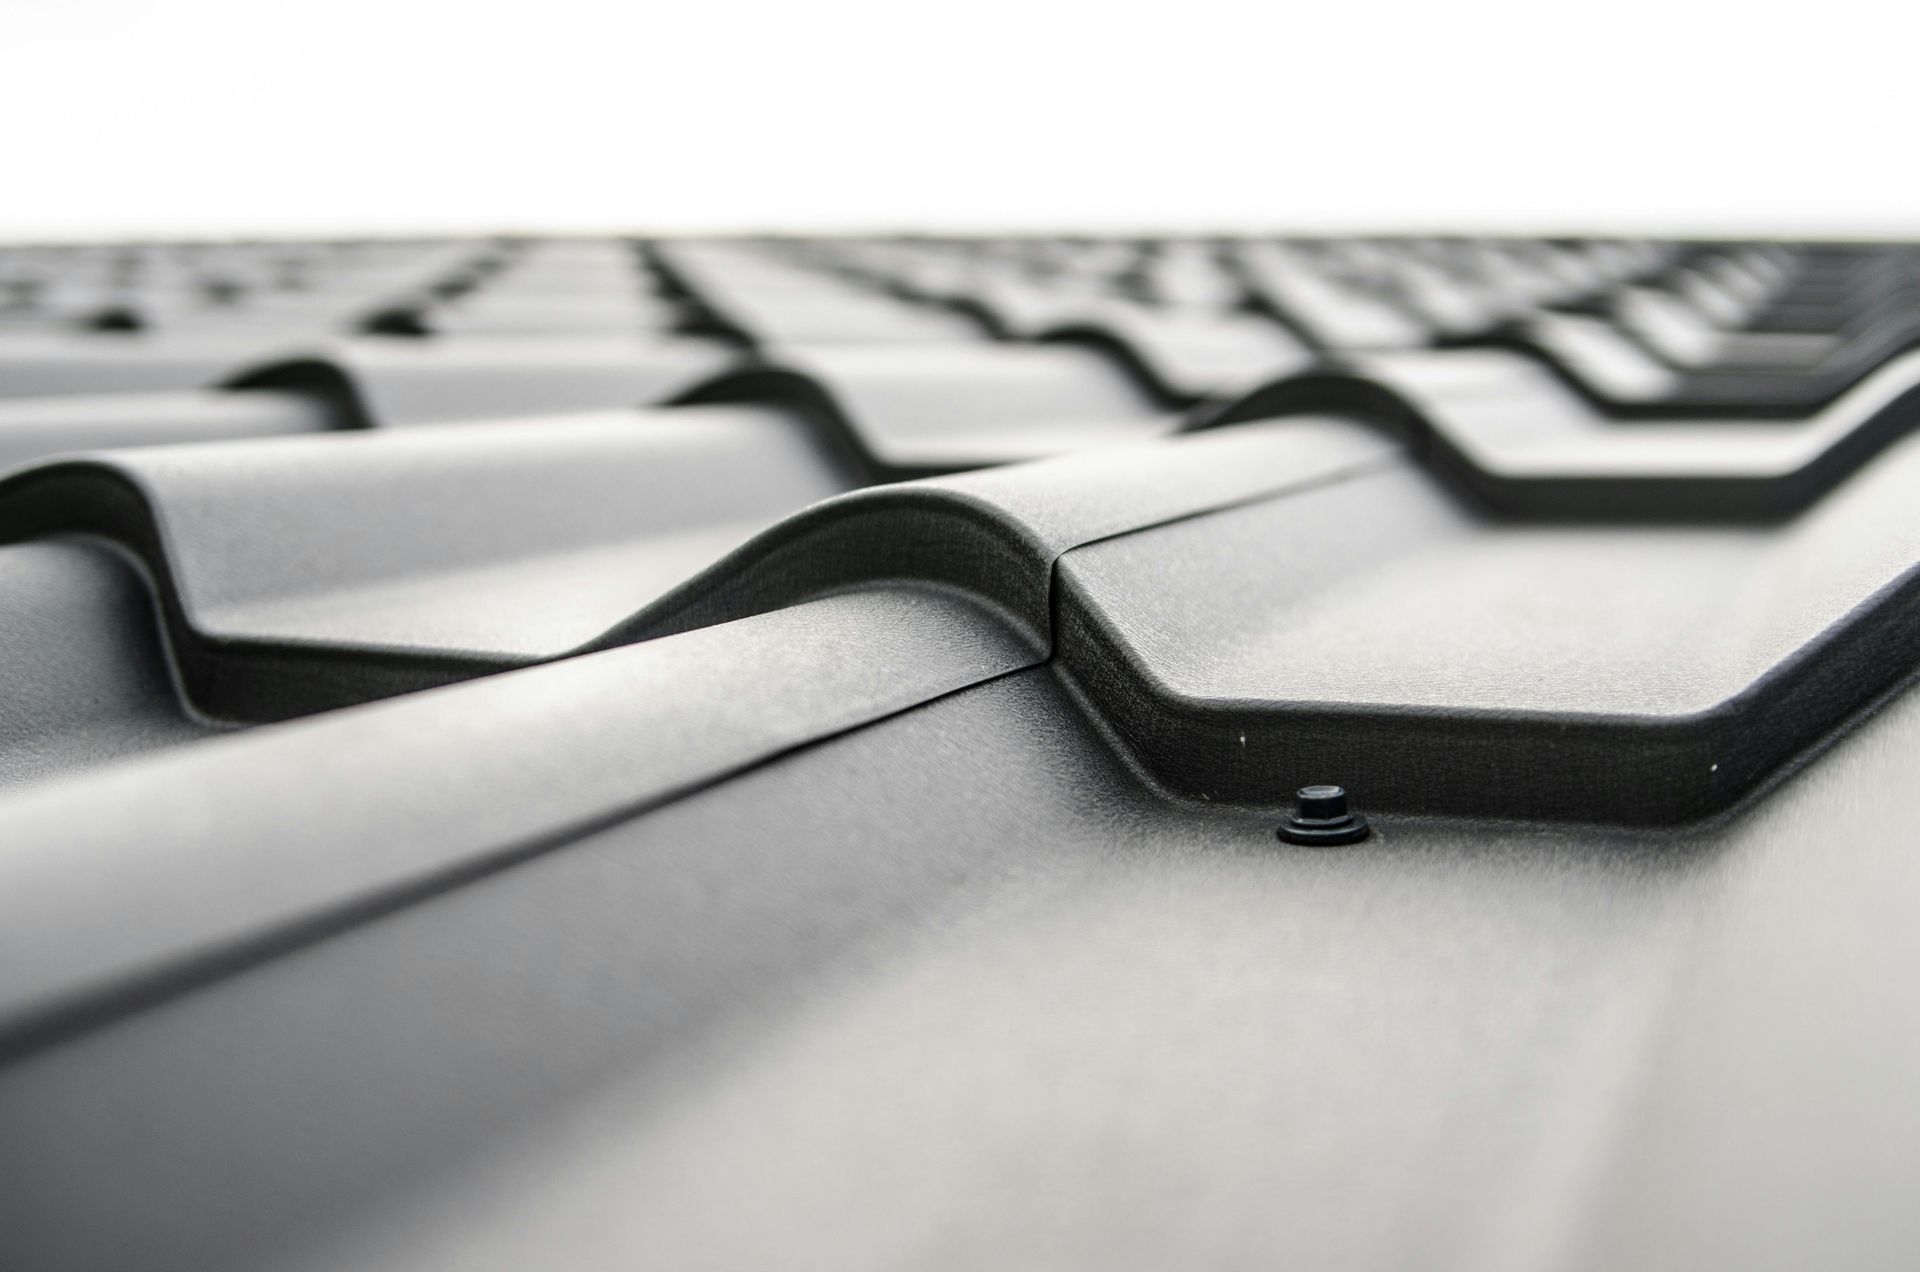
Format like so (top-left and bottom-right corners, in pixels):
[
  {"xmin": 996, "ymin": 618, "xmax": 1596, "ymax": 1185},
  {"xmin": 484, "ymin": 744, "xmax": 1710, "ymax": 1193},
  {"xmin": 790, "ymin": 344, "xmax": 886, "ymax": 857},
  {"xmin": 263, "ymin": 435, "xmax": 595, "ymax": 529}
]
[{"xmin": 3, "ymin": 232, "xmax": 1920, "ymax": 1271}]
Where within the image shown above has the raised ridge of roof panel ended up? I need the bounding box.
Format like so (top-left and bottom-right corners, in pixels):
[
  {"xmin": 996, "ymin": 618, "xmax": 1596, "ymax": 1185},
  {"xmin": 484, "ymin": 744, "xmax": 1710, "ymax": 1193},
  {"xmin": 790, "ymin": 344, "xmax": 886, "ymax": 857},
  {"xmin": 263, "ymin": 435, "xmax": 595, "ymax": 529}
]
[
  {"xmin": 1206, "ymin": 347, "xmax": 1920, "ymax": 517},
  {"xmin": 0, "ymin": 406, "xmax": 856, "ymax": 717},
  {"xmin": 0, "ymin": 389, "xmax": 337, "ymax": 471},
  {"xmin": 229, "ymin": 335, "xmax": 732, "ymax": 427},
  {"xmin": 683, "ymin": 341, "xmax": 1176, "ymax": 473},
  {"xmin": 0, "ymin": 541, "xmax": 212, "ymax": 788},
  {"xmin": 4, "ymin": 232, "xmax": 1920, "ymax": 1272},
  {"xmin": 1055, "ymin": 426, "xmax": 1920, "ymax": 820},
  {"xmin": 0, "ymin": 586, "xmax": 1033, "ymax": 1052},
  {"xmin": 7, "ymin": 642, "xmax": 1920, "ymax": 1272},
  {"xmin": 0, "ymin": 334, "xmax": 292, "ymax": 398}
]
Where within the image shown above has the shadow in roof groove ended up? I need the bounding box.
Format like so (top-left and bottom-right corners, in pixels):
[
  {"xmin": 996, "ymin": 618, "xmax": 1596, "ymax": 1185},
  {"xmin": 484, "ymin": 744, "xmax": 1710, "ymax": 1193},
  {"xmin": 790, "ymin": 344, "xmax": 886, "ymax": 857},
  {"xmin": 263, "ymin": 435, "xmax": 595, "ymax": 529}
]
[
  {"xmin": 2, "ymin": 395, "xmax": 1917, "ymax": 830},
  {"xmin": 0, "ymin": 420, "xmax": 1387, "ymax": 724},
  {"xmin": 12, "ymin": 235, "xmax": 1920, "ymax": 1272},
  {"xmin": 7, "ymin": 236, "xmax": 1920, "ymax": 823},
  {"xmin": 1196, "ymin": 347, "xmax": 1920, "ymax": 521}
]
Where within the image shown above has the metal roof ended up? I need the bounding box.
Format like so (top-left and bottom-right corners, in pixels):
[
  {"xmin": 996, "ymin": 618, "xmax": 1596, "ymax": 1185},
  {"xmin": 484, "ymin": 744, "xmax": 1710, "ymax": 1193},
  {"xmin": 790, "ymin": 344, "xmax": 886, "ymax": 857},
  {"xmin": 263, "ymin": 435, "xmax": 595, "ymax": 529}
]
[{"xmin": 2, "ymin": 234, "xmax": 1918, "ymax": 1270}]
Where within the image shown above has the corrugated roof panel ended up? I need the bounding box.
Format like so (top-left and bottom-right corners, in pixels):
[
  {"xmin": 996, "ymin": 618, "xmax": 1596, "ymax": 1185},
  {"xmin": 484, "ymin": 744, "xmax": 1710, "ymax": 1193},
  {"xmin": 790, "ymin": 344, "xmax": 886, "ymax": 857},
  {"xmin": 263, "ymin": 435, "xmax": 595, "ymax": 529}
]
[{"xmin": 1, "ymin": 234, "xmax": 1919, "ymax": 1271}]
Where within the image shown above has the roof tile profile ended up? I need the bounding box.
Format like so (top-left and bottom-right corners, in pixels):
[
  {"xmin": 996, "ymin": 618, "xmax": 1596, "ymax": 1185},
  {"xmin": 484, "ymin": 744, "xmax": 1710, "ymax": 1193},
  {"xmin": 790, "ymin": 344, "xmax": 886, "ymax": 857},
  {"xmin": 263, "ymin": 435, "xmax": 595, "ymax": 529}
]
[{"xmin": 2, "ymin": 232, "xmax": 1920, "ymax": 1271}]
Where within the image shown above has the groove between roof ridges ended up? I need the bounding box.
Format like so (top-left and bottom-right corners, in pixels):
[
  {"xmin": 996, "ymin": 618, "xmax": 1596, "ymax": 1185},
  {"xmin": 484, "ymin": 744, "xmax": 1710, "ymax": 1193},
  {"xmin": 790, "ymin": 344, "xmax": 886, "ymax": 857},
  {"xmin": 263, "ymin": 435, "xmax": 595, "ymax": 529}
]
[{"xmin": 0, "ymin": 422, "xmax": 1391, "ymax": 720}]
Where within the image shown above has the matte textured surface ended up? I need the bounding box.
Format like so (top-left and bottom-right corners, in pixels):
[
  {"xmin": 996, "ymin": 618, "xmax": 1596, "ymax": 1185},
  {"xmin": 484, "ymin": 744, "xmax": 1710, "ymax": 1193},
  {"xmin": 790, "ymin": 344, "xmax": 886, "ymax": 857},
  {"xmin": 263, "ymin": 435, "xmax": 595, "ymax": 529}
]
[
  {"xmin": 3, "ymin": 233, "xmax": 1920, "ymax": 1270},
  {"xmin": 0, "ymin": 540, "xmax": 216, "ymax": 787}
]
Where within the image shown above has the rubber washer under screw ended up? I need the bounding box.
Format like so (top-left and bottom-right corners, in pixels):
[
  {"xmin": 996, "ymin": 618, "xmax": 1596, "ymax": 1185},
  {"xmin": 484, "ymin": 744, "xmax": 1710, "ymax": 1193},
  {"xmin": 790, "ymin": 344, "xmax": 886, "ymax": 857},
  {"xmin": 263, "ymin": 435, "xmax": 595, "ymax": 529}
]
[{"xmin": 1277, "ymin": 784, "xmax": 1370, "ymax": 845}]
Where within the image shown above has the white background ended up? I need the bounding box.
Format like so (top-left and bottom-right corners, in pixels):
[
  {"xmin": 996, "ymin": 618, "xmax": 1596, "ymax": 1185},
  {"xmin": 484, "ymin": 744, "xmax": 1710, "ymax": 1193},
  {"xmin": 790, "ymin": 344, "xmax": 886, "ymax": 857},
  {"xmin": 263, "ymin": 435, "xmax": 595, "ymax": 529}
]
[{"xmin": 7, "ymin": 0, "xmax": 1918, "ymax": 238}]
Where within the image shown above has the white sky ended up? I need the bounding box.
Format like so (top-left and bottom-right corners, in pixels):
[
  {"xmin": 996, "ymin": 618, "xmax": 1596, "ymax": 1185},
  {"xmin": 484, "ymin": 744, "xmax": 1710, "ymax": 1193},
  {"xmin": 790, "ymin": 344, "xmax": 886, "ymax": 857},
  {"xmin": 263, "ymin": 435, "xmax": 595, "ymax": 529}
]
[{"xmin": 7, "ymin": 0, "xmax": 1918, "ymax": 238}]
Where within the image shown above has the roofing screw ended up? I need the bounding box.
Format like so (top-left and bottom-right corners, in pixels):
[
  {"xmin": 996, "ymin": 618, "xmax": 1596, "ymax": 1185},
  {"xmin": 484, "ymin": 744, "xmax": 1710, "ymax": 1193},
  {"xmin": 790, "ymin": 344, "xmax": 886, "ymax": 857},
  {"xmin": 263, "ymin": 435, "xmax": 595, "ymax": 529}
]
[{"xmin": 1277, "ymin": 784, "xmax": 1370, "ymax": 846}]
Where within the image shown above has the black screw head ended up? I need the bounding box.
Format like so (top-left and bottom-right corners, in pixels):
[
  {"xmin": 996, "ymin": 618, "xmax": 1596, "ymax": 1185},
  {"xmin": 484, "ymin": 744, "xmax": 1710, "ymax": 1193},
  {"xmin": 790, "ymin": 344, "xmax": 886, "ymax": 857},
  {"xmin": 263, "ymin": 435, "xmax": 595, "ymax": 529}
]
[
  {"xmin": 1294, "ymin": 784, "xmax": 1348, "ymax": 819},
  {"xmin": 1278, "ymin": 784, "xmax": 1370, "ymax": 846}
]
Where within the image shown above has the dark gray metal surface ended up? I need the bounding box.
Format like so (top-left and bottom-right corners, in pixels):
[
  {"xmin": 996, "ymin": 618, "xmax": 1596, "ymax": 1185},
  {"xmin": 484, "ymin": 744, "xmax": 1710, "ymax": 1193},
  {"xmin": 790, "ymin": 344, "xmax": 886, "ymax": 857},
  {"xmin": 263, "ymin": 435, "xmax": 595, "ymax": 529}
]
[{"xmin": 1, "ymin": 232, "xmax": 1918, "ymax": 1270}]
